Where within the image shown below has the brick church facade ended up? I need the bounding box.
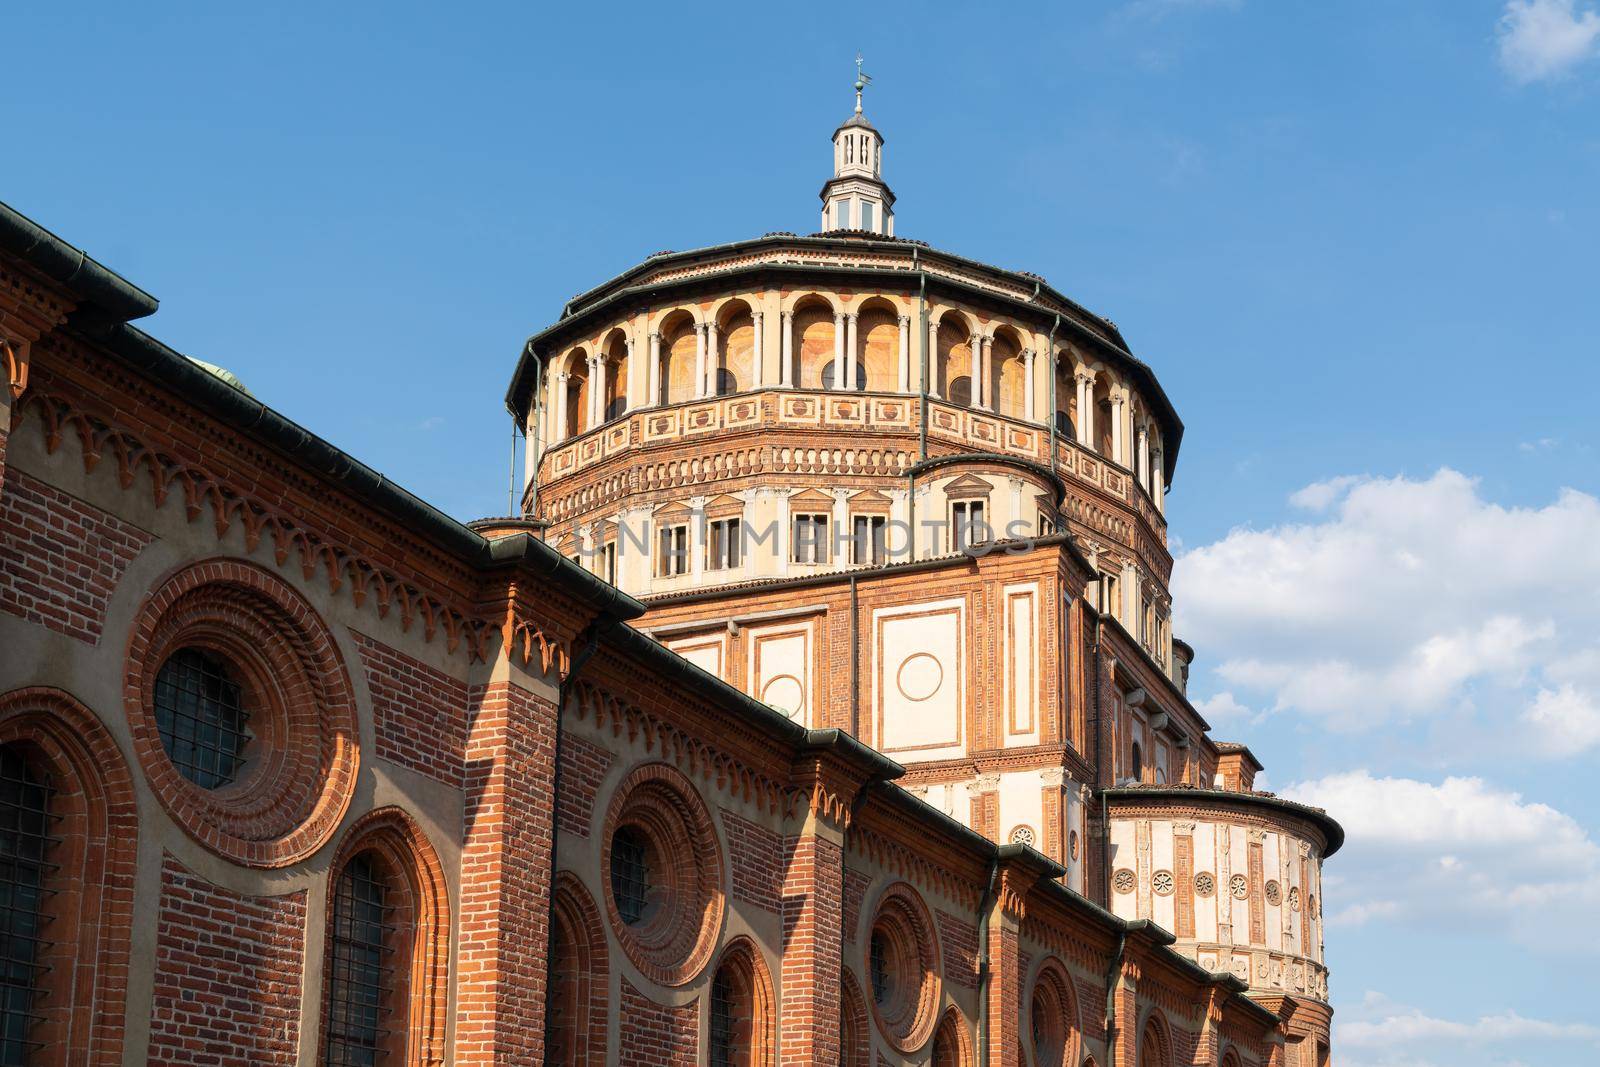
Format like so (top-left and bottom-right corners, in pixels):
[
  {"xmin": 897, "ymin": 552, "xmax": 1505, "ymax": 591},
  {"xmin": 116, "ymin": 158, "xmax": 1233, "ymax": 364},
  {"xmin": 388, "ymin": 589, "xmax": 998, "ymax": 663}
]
[{"xmin": 0, "ymin": 86, "xmax": 1339, "ymax": 1067}]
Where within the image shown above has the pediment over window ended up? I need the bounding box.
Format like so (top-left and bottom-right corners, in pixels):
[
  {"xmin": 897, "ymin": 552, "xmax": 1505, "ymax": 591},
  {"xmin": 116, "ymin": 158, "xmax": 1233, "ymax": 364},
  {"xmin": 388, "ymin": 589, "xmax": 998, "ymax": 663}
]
[{"xmin": 942, "ymin": 473, "xmax": 992, "ymax": 500}]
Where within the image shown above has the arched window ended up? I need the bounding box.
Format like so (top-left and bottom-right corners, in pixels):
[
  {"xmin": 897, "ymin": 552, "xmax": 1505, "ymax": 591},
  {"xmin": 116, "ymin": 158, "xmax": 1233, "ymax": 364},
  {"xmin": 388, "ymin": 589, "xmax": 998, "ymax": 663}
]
[
  {"xmin": 1029, "ymin": 960, "xmax": 1080, "ymax": 1067},
  {"xmin": 706, "ymin": 938, "xmax": 773, "ymax": 1067},
  {"xmin": 0, "ymin": 744, "xmax": 53, "ymax": 1064},
  {"xmin": 547, "ymin": 872, "xmax": 607, "ymax": 1065},
  {"xmin": 319, "ymin": 808, "xmax": 448, "ymax": 1067},
  {"xmin": 930, "ymin": 1007, "xmax": 973, "ymax": 1067},
  {"xmin": 820, "ymin": 360, "xmax": 867, "ymax": 391},
  {"xmin": 840, "ymin": 970, "xmax": 869, "ymax": 1067},
  {"xmin": 1054, "ymin": 409, "xmax": 1076, "ymax": 440},
  {"xmin": 0, "ymin": 688, "xmax": 138, "ymax": 1067},
  {"xmin": 1138, "ymin": 1015, "xmax": 1170, "ymax": 1067}
]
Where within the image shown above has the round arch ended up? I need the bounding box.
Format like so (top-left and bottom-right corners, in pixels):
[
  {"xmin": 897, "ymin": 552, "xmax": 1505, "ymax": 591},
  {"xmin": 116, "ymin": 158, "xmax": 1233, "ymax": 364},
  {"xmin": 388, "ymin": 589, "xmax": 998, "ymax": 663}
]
[
  {"xmin": 856, "ymin": 296, "xmax": 901, "ymax": 393},
  {"xmin": 707, "ymin": 935, "xmax": 777, "ymax": 1067},
  {"xmin": 930, "ymin": 1006, "xmax": 975, "ymax": 1067},
  {"xmin": 716, "ymin": 298, "xmax": 757, "ymax": 396},
  {"xmin": 547, "ymin": 871, "xmax": 609, "ymax": 1065}
]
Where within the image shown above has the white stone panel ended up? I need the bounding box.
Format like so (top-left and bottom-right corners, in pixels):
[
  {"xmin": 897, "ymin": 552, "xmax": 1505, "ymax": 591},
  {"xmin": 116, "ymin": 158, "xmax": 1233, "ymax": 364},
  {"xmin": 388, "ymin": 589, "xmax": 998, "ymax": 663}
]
[
  {"xmin": 998, "ymin": 771, "xmax": 1043, "ymax": 847},
  {"xmin": 1002, "ymin": 582, "xmax": 1039, "ymax": 745},
  {"xmin": 667, "ymin": 632, "xmax": 725, "ymax": 679},
  {"xmin": 1109, "ymin": 820, "xmax": 1137, "ymax": 920},
  {"xmin": 1195, "ymin": 822, "xmax": 1218, "ymax": 942},
  {"xmin": 1151, "ymin": 823, "xmax": 1175, "ymax": 933},
  {"xmin": 873, "ymin": 597, "xmax": 966, "ymax": 761},
  {"xmin": 746, "ymin": 618, "xmax": 815, "ymax": 726}
]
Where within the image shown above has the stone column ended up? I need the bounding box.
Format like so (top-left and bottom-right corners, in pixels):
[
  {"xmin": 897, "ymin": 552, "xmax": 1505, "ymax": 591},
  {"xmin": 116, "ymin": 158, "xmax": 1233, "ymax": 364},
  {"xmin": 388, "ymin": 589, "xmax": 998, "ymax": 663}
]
[
  {"xmin": 927, "ymin": 321, "xmax": 942, "ymax": 399},
  {"xmin": 1022, "ymin": 348, "xmax": 1035, "ymax": 421},
  {"xmin": 1137, "ymin": 424, "xmax": 1150, "ymax": 488},
  {"xmin": 969, "ymin": 333, "xmax": 983, "ymax": 408},
  {"xmin": 551, "ymin": 371, "xmax": 569, "ymax": 440},
  {"xmin": 623, "ymin": 336, "xmax": 637, "ymax": 412},
  {"xmin": 831, "ymin": 488, "xmax": 851, "ymax": 568},
  {"xmin": 589, "ymin": 354, "xmax": 605, "ymax": 427},
  {"xmin": 1110, "ymin": 393, "xmax": 1126, "ymax": 466},
  {"xmin": 753, "ymin": 310, "xmax": 765, "ymax": 388},
  {"xmin": 1152, "ymin": 450, "xmax": 1166, "ymax": 513},
  {"xmin": 832, "ymin": 311, "xmax": 845, "ymax": 389},
  {"xmin": 897, "ymin": 315, "xmax": 911, "ymax": 393},
  {"xmin": 647, "ymin": 331, "xmax": 662, "ymax": 407},
  {"xmin": 705, "ymin": 322, "xmax": 720, "ymax": 397},
  {"xmin": 844, "ymin": 313, "xmax": 858, "ymax": 391},
  {"xmin": 694, "ymin": 322, "xmax": 708, "ymax": 400},
  {"xmin": 980, "ymin": 335, "xmax": 993, "ymax": 410},
  {"xmin": 688, "ymin": 496, "xmax": 707, "ymax": 582},
  {"xmin": 776, "ymin": 489, "xmax": 793, "ymax": 576},
  {"xmin": 780, "ymin": 311, "xmax": 795, "ymax": 387},
  {"xmin": 1076, "ymin": 372, "xmax": 1095, "ymax": 449}
]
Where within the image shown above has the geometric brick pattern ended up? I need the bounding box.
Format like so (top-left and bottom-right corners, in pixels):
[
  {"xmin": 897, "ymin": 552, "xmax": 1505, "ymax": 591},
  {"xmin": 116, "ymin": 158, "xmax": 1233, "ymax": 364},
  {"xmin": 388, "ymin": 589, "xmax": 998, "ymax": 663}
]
[
  {"xmin": 0, "ymin": 470, "xmax": 149, "ymax": 644},
  {"xmin": 353, "ymin": 630, "xmax": 469, "ymax": 788},
  {"xmin": 149, "ymin": 853, "xmax": 307, "ymax": 1067}
]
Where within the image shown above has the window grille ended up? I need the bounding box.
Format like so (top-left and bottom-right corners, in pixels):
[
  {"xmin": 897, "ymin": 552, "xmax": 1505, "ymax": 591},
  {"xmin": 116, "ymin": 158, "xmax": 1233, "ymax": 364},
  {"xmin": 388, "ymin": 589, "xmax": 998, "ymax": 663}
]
[
  {"xmin": 869, "ymin": 931, "xmax": 890, "ymax": 1005},
  {"xmin": 708, "ymin": 967, "xmax": 740, "ymax": 1067},
  {"xmin": 325, "ymin": 853, "xmax": 394, "ymax": 1066},
  {"xmin": 153, "ymin": 647, "xmax": 250, "ymax": 789},
  {"xmin": 610, "ymin": 828, "xmax": 652, "ymax": 927},
  {"xmin": 0, "ymin": 746, "xmax": 55, "ymax": 1067}
]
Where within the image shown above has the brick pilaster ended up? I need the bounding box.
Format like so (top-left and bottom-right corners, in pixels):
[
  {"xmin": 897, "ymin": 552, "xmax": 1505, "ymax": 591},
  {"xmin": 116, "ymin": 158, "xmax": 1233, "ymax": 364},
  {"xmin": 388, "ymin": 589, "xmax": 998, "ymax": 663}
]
[
  {"xmin": 780, "ymin": 826, "xmax": 845, "ymax": 1066},
  {"xmin": 455, "ymin": 681, "xmax": 559, "ymax": 1065}
]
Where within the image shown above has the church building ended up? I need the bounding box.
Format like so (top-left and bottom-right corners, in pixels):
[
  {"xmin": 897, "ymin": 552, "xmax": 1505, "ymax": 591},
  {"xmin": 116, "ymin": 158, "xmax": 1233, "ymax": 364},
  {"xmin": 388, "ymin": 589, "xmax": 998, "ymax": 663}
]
[{"xmin": 0, "ymin": 73, "xmax": 1338, "ymax": 1066}]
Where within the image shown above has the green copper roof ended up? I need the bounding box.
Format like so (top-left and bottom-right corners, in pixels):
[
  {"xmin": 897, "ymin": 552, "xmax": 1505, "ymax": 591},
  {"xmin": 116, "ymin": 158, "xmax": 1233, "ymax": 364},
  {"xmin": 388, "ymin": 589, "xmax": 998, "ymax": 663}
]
[{"xmin": 185, "ymin": 356, "xmax": 253, "ymax": 396}]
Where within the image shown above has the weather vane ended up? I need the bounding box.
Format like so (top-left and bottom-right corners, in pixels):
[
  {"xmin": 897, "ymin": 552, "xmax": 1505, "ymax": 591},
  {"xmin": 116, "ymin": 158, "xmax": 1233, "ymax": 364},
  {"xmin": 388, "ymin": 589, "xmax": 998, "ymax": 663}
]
[{"xmin": 854, "ymin": 52, "xmax": 872, "ymax": 114}]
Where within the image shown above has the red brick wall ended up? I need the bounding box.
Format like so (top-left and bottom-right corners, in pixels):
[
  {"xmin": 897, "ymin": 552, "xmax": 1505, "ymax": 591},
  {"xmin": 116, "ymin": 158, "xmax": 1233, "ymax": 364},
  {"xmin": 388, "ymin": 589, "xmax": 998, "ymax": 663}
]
[
  {"xmin": 780, "ymin": 832, "xmax": 844, "ymax": 1067},
  {"xmin": 619, "ymin": 976, "xmax": 699, "ymax": 1066},
  {"xmin": 842, "ymin": 866, "xmax": 871, "ymax": 943},
  {"xmin": 353, "ymin": 631, "xmax": 468, "ymax": 788},
  {"xmin": 148, "ymin": 854, "xmax": 307, "ymax": 1066},
  {"xmin": 725, "ymin": 810, "xmax": 784, "ymax": 914},
  {"xmin": 456, "ymin": 681, "xmax": 560, "ymax": 1065},
  {"xmin": 555, "ymin": 731, "xmax": 614, "ymax": 839},
  {"xmin": 937, "ymin": 908, "xmax": 980, "ymax": 989},
  {"xmin": 0, "ymin": 470, "xmax": 149, "ymax": 644}
]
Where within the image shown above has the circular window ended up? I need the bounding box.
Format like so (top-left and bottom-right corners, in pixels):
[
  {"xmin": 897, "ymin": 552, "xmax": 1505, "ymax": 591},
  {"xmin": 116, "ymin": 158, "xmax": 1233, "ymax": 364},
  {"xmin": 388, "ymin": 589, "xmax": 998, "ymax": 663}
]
[
  {"xmin": 600, "ymin": 763, "xmax": 724, "ymax": 986},
  {"xmin": 1152, "ymin": 870, "xmax": 1175, "ymax": 896},
  {"xmin": 1230, "ymin": 874, "xmax": 1249, "ymax": 899},
  {"xmin": 125, "ymin": 560, "xmax": 358, "ymax": 868},
  {"xmin": 1194, "ymin": 872, "xmax": 1216, "ymax": 897},
  {"xmin": 153, "ymin": 647, "xmax": 252, "ymax": 789},
  {"xmin": 865, "ymin": 882, "xmax": 941, "ymax": 1052},
  {"xmin": 1113, "ymin": 868, "xmax": 1137, "ymax": 894},
  {"xmin": 1289, "ymin": 886, "xmax": 1302, "ymax": 912},
  {"xmin": 1009, "ymin": 825, "xmax": 1036, "ymax": 848},
  {"xmin": 1265, "ymin": 880, "xmax": 1282, "ymax": 907}
]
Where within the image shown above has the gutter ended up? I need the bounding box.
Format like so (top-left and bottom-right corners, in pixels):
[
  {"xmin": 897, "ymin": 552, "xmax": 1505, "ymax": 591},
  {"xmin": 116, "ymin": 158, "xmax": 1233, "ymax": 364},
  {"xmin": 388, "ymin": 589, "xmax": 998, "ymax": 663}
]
[
  {"xmin": 1103, "ymin": 927, "xmax": 1128, "ymax": 1067},
  {"xmin": 0, "ymin": 200, "xmax": 158, "ymax": 324}
]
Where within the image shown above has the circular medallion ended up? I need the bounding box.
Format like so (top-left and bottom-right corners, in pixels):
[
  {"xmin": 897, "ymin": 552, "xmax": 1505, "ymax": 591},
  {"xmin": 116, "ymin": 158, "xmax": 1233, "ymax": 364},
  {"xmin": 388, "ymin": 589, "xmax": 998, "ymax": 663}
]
[
  {"xmin": 1069, "ymin": 830, "xmax": 1080, "ymax": 861},
  {"xmin": 760, "ymin": 675, "xmax": 805, "ymax": 719},
  {"xmin": 1152, "ymin": 870, "xmax": 1175, "ymax": 896},
  {"xmin": 896, "ymin": 654, "xmax": 944, "ymax": 702},
  {"xmin": 1194, "ymin": 872, "xmax": 1216, "ymax": 897},
  {"xmin": 1113, "ymin": 868, "xmax": 1136, "ymax": 894},
  {"xmin": 1230, "ymin": 874, "xmax": 1248, "ymax": 899},
  {"xmin": 1265, "ymin": 880, "xmax": 1282, "ymax": 906}
]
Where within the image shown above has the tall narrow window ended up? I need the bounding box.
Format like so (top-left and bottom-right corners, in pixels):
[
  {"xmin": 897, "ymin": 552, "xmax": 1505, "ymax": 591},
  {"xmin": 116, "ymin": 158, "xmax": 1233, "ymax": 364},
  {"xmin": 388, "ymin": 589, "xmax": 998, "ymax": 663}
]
[
  {"xmin": 852, "ymin": 515, "xmax": 887, "ymax": 565},
  {"xmin": 951, "ymin": 500, "xmax": 987, "ymax": 553},
  {"xmin": 793, "ymin": 513, "xmax": 830, "ymax": 564},
  {"xmin": 0, "ymin": 746, "xmax": 52, "ymax": 1066},
  {"xmin": 707, "ymin": 518, "xmax": 743, "ymax": 571},
  {"xmin": 657, "ymin": 524, "xmax": 689, "ymax": 577},
  {"xmin": 708, "ymin": 966, "xmax": 742, "ymax": 1067},
  {"xmin": 325, "ymin": 852, "xmax": 392, "ymax": 1066},
  {"xmin": 602, "ymin": 541, "xmax": 618, "ymax": 585},
  {"xmin": 861, "ymin": 202, "xmax": 875, "ymax": 233},
  {"xmin": 834, "ymin": 200, "xmax": 851, "ymax": 229}
]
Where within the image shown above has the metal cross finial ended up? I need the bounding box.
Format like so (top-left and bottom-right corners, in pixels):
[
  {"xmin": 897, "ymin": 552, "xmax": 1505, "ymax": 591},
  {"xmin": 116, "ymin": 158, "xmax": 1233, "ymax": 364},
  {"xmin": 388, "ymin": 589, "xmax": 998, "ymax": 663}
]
[{"xmin": 853, "ymin": 53, "xmax": 871, "ymax": 113}]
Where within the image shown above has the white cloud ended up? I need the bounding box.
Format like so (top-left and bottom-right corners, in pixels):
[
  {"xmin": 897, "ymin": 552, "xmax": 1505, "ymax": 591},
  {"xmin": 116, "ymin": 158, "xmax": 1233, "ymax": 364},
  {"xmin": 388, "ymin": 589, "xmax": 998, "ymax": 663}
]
[
  {"xmin": 1174, "ymin": 470, "xmax": 1600, "ymax": 749},
  {"xmin": 1523, "ymin": 684, "xmax": 1600, "ymax": 753},
  {"xmin": 1192, "ymin": 689, "xmax": 1255, "ymax": 724},
  {"xmin": 1336, "ymin": 992, "xmax": 1600, "ymax": 1066},
  {"xmin": 1496, "ymin": 0, "xmax": 1600, "ymax": 84},
  {"xmin": 1286, "ymin": 771, "xmax": 1600, "ymax": 952}
]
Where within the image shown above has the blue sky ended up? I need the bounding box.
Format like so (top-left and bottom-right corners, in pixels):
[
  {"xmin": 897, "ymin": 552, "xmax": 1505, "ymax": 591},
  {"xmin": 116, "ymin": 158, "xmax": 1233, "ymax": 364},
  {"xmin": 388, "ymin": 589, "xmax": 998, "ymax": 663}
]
[{"xmin": 8, "ymin": 3, "xmax": 1600, "ymax": 1063}]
